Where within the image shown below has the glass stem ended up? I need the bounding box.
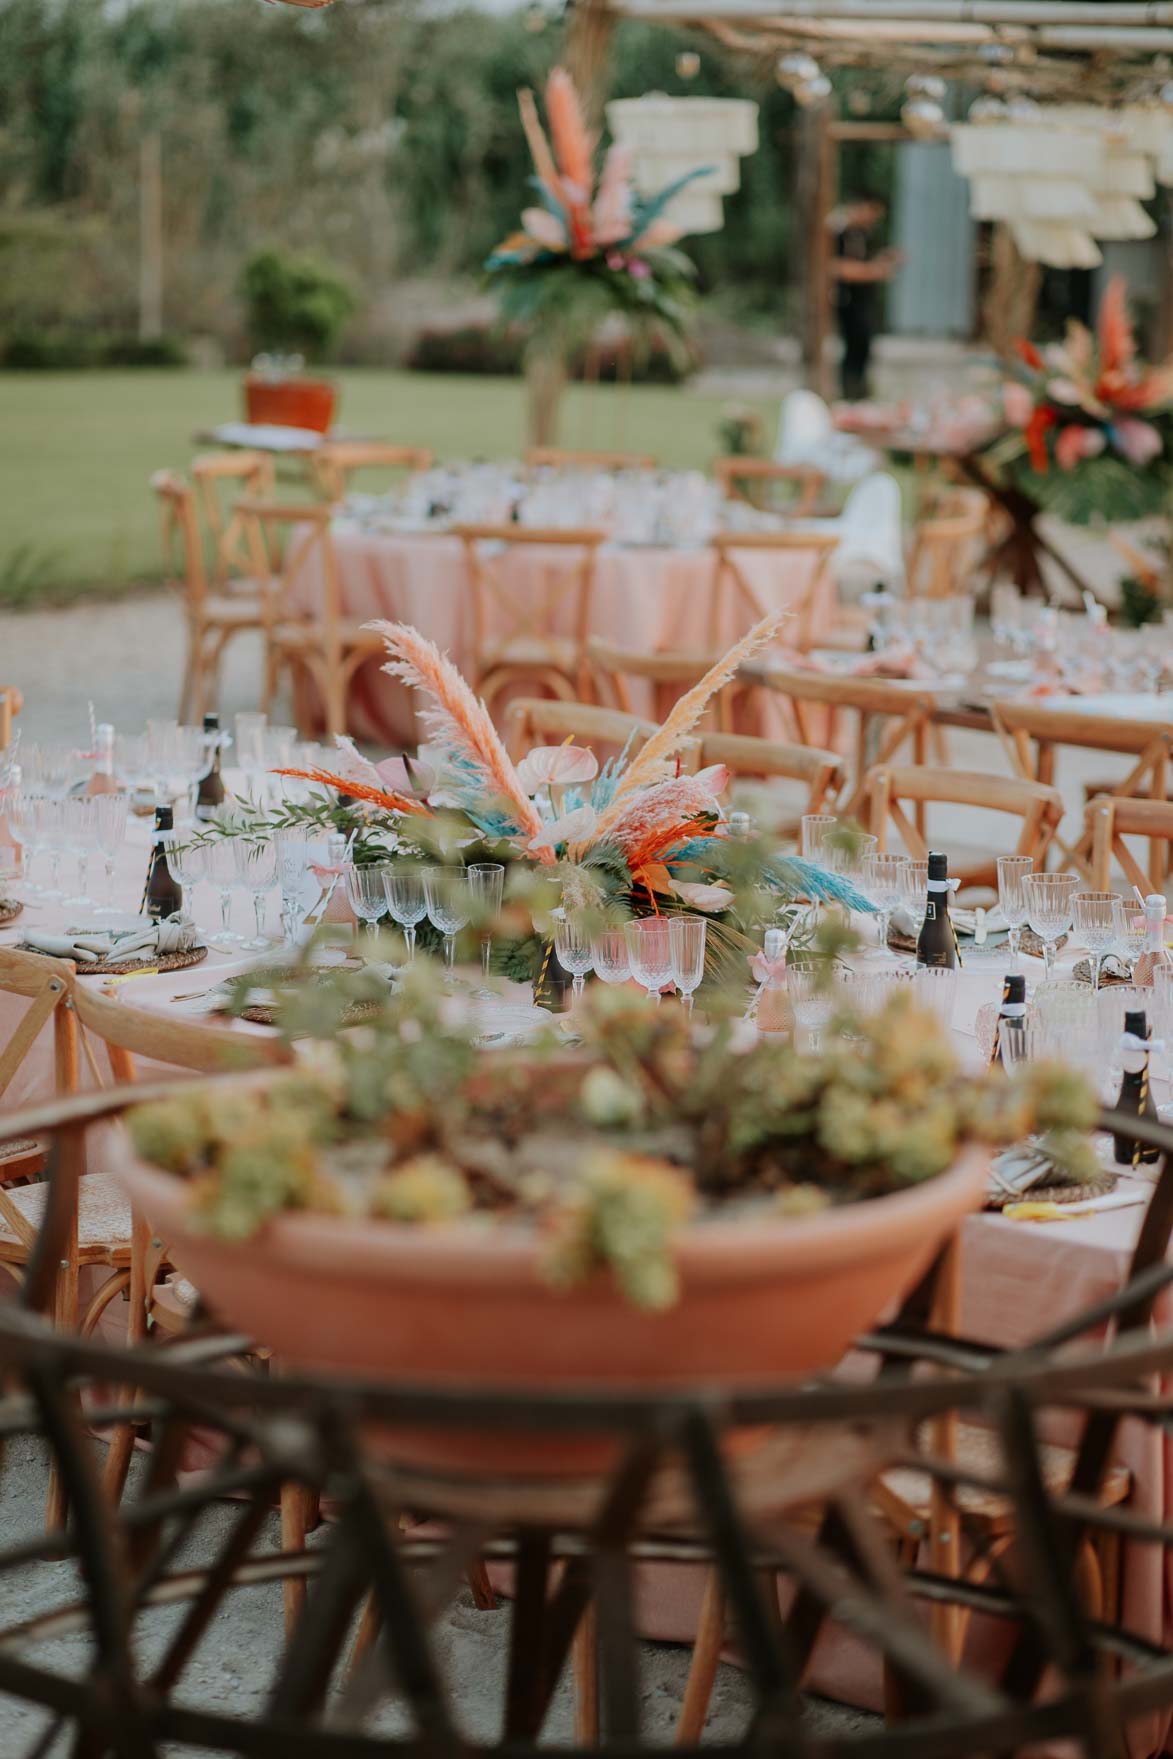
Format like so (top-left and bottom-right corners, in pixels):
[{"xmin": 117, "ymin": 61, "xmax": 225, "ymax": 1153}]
[
  {"xmin": 405, "ymin": 925, "xmax": 416, "ymax": 964},
  {"xmin": 49, "ymin": 852, "xmax": 60, "ymax": 891},
  {"xmin": 572, "ymin": 973, "xmax": 585, "ymax": 1002},
  {"xmin": 481, "ymin": 937, "xmax": 491, "ymax": 980},
  {"xmin": 367, "ymin": 917, "xmax": 380, "ymax": 940},
  {"xmin": 650, "ymin": 986, "xmax": 662, "ymax": 1007},
  {"xmin": 255, "ymin": 896, "xmax": 267, "ymax": 942},
  {"xmin": 444, "ymin": 932, "xmax": 455, "ymax": 972},
  {"xmin": 1009, "ymin": 924, "xmax": 1021, "ymax": 969},
  {"xmin": 1090, "ymin": 950, "xmax": 1102, "ymax": 992},
  {"xmin": 682, "ymin": 992, "xmax": 695, "ymax": 1016},
  {"xmin": 878, "ymin": 909, "xmax": 890, "ymax": 953},
  {"xmin": 106, "ymin": 858, "xmax": 116, "ymax": 907},
  {"xmin": 219, "ymin": 889, "xmax": 233, "ymax": 936},
  {"xmin": 1042, "ymin": 938, "xmax": 1055, "ymax": 980}
]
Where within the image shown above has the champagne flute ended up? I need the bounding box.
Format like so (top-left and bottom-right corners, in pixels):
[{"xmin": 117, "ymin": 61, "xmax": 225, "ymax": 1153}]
[
  {"xmin": 274, "ymin": 829, "xmax": 311, "ymax": 943},
  {"xmin": 1072, "ymin": 890, "xmax": 1124, "ymax": 993},
  {"xmin": 38, "ymin": 798, "xmax": 66, "ymax": 900},
  {"xmin": 863, "ymin": 852, "xmax": 907, "ymax": 960},
  {"xmin": 384, "ymin": 866, "xmax": 427, "ymax": 964},
  {"xmin": 206, "ymin": 837, "xmax": 243, "ymax": 948},
  {"xmin": 423, "ymin": 866, "xmax": 470, "ymax": 976},
  {"xmin": 467, "ymin": 862, "xmax": 505, "ymax": 990},
  {"xmin": 166, "ymin": 836, "xmax": 208, "ymax": 938},
  {"xmin": 624, "ymin": 917, "xmax": 673, "ymax": 1005},
  {"xmin": 1023, "ymin": 871, "xmax": 1078, "ymax": 981},
  {"xmin": 997, "ymin": 855, "xmax": 1032, "ymax": 969},
  {"xmin": 554, "ymin": 911, "xmax": 594, "ymax": 1002},
  {"xmin": 591, "ymin": 926, "xmax": 631, "ymax": 985},
  {"xmin": 669, "ymin": 916, "xmax": 707, "ymax": 1016},
  {"xmin": 61, "ymin": 798, "xmax": 98, "ymax": 908},
  {"xmin": 344, "ymin": 861, "xmax": 390, "ymax": 942},
  {"xmin": 93, "ymin": 793, "xmax": 131, "ymax": 916}
]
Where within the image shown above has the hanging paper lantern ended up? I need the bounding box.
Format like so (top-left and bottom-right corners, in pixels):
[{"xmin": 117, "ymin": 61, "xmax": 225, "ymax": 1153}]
[{"xmin": 606, "ymin": 93, "xmax": 759, "ymax": 235}]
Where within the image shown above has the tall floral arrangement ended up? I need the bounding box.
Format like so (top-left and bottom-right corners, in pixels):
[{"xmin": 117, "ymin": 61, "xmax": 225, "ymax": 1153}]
[
  {"xmin": 485, "ymin": 67, "xmax": 707, "ymax": 366},
  {"xmin": 985, "ymin": 275, "xmax": 1173, "ymax": 524}
]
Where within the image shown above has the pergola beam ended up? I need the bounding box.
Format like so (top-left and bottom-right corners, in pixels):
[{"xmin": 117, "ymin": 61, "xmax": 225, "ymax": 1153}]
[{"xmin": 611, "ymin": 0, "xmax": 1173, "ymax": 25}]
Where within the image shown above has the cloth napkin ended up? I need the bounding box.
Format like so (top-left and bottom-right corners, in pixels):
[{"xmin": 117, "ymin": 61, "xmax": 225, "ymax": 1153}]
[{"xmin": 24, "ymin": 913, "xmax": 198, "ymax": 964}]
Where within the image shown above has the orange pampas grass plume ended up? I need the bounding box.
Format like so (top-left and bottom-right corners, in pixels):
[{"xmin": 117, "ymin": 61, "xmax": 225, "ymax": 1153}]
[
  {"xmin": 273, "ymin": 768, "xmax": 431, "ymax": 817},
  {"xmin": 1096, "ymin": 274, "xmax": 1135, "ymax": 379},
  {"xmin": 545, "ymin": 66, "xmax": 595, "ymax": 256},
  {"xmin": 517, "ymin": 86, "xmax": 562, "ymax": 206},
  {"xmin": 370, "ymin": 621, "xmax": 544, "ymax": 841}
]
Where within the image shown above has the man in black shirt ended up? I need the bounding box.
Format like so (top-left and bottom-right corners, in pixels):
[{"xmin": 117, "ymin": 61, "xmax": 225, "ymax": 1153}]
[{"xmin": 829, "ymin": 194, "xmax": 901, "ymax": 402}]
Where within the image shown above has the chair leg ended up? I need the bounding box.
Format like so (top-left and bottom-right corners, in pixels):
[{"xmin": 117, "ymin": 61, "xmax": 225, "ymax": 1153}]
[
  {"xmin": 674, "ymin": 1568, "xmax": 726, "ymax": 1745},
  {"xmin": 467, "ymin": 1557, "xmax": 497, "ymax": 1610},
  {"xmin": 281, "ymin": 1481, "xmax": 318, "ymax": 1635},
  {"xmin": 572, "ymin": 1601, "xmax": 599, "ymax": 1748}
]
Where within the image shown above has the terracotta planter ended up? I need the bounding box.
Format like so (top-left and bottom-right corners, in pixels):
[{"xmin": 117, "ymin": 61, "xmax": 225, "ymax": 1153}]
[
  {"xmin": 112, "ymin": 1129, "xmax": 988, "ymax": 1477},
  {"xmin": 243, "ymin": 375, "xmax": 335, "ymax": 434}
]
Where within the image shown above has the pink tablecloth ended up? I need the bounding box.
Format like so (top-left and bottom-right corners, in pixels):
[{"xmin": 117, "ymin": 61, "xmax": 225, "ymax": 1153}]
[{"xmin": 289, "ymin": 525, "xmax": 842, "ymax": 745}]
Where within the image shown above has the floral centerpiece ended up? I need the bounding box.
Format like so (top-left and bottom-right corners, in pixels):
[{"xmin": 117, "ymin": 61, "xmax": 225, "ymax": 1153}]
[
  {"xmin": 243, "ymin": 614, "xmax": 868, "ymax": 992},
  {"xmin": 984, "ymin": 275, "xmax": 1173, "ymax": 525},
  {"xmin": 485, "ymin": 67, "xmax": 708, "ymax": 440}
]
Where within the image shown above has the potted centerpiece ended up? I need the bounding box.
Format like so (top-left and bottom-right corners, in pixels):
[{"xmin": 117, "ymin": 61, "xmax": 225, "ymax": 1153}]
[
  {"xmin": 114, "ymin": 966, "xmax": 1096, "ymax": 1475},
  {"xmin": 239, "ymin": 247, "xmax": 354, "ymax": 434}
]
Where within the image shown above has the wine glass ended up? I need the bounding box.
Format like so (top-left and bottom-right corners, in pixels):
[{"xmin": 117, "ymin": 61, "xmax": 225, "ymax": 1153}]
[
  {"xmin": 554, "ymin": 911, "xmax": 594, "ymax": 1002},
  {"xmin": 669, "ymin": 916, "xmax": 707, "ymax": 1016},
  {"xmin": 235, "ymin": 837, "xmax": 279, "ymax": 951},
  {"xmin": 591, "ymin": 927, "xmax": 631, "ymax": 985},
  {"xmin": 1072, "ymin": 891, "xmax": 1124, "ymax": 993},
  {"xmin": 206, "ymin": 837, "xmax": 244, "ymax": 949},
  {"xmin": 863, "ymin": 852, "xmax": 907, "ymax": 959},
  {"xmin": 384, "ymin": 866, "xmax": 428, "ymax": 964},
  {"xmin": 1023, "ymin": 872, "xmax": 1078, "ymax": 980},
  {"xmin": 624, "ymin": 918, "xmax": 673, "ymax": 1005},
  {"xmin": 996, "ymin": 855, "xmax": 1032, "ymax": 969},
  {"xmin": 787, "ymin": 959, "xmax": 834, "ymax": 1051},
  {"xmin": 274, "ymin": 830, "xmax": 312, "ymax": 943},
  {"xmin": 344, "ymin": 861, "xmax": 390, "ymax": 942},
  {"xmin": 61, "ymin": 798, "xmax": 99, "ymax": 908},
  {"xmin": 38, "ymin": 798, "xmax": 66, "ymax": 900},
  {"xmin": 92, "ymin": 793, "xmax": 130, "ymax": 916},
  {"xmin": 423, "ymin": 866, "xmax": 470, "ymax": 976},
  {"xmin": 467, "ymin": 862, "xmax": 505, "ymax": 990},
  {"xmin": 234, "ymin": 713, "xmax": 268, "ymax": 798},
  {"xmin": 165, "ymin": 835, "xmax": 207, "ymax": 936}
]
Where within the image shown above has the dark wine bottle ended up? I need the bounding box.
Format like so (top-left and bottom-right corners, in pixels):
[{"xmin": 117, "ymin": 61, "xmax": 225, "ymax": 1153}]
[
  {"xmin": 916, "ymin": 850, "xmax": 958, "ymax": 969},
  {"xmin": 195, "ymin": 714, "xmax": 226, "ymax": 822},
  {"xmin": 142, "ymin": 806, "xmax": 183, "ymax": 922},
  {"xmin": 532, "ymin": 940, "xmax": 573, "ymax": 1013},
  {"xmin": 990, "ymin": 972, "xmax": 1026, "ymax": 1067},
  {"xmin": 1113, "ymin": 1008, "xmax": 1160, "ymax": 1166}
]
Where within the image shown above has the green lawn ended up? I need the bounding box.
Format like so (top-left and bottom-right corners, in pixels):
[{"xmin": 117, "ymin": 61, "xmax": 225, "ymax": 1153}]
[{"xmin": 0, "ymin": 369, "xmax": 780, "ymax": 605}]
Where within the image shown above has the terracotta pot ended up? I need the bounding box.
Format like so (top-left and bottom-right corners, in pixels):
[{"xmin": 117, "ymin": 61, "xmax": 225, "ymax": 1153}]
[
  {"xmin": 243, "ymin": 375, "xmax": 336, "ymax": 434},
  {"xmin": 112, "ymin": 1129, "xmax": 988, "ymax": 1477}
]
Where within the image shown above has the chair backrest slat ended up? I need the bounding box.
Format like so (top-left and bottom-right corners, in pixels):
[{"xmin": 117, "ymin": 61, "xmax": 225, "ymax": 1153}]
[
  {"xmin": 867, "ymin": 764, "xmax": 1063, "ymax": 865},
  {"xmin": 713, "ymin": 457, "xmax": 824, "ymax": 518},
  {"xmin": 311, "ymin": 443, "xmax": 434, "ymax": 501},
  {"xmin": 504, "ymin": 697, "xmax": 658, "ymax": 762}
]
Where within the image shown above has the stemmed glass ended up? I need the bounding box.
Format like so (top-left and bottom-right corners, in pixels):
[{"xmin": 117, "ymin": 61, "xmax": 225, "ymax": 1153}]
[
  {"xmin": 38, "ymin": 799, "xmax": 66, "ymax": 900},
  {"xmin": 165, "ymin": 836, "xmax": 207, "ymax": 936},
  {"xmin": 93, "ymin": 793, "xmax": 130, "ymax": 916},
  {"xmin": 234, "ymin": 713, "xmax": 268, "ymax": 799},
  {"xmin": 1072, "ymin": 891, "xmax": 1124, "ymax": 992},
  {"xmin": 624, "ymin": 918, "xmax": 673, "ymax": 1005},
  {"xmin": 863, "ymin": 852, "xmax": 907, "ymax": 959},
  {"xmin": 384, "ymin": 867, "xmax": 427, "ymax": 964},
  {"xmin": 468, "ymin": 863, "xmax": 505, "ymax": 990},
  {"xmin": 996, "ymin": 855, "xmax": 1032, "ymax": 969},
  {"xmin": 669, "ymin": 916, "xmax": 706, "ymax": 1016},
  {"xmin": 1023, "ymin": 872, "xmax": 1078, "ymax": 980},
  {"xmin": 274, "ymin": 830, "xmax": 312, "ymax": 942},
  {"xmin": 344, "ymin": 861, "xmax": 390, "ymax": 942},
  {"xmin": 206, "ymin": 837, "xmax": 244, "ymax": 948},
  {"xmin": 235, "ymin": 837, "xmax": 279, "ymax": 951},
  {"xmin": 591, "ymin": 927, "xmax": 631, "ymax": 985},
  {"xmin": 423, "ymin": 866, "xmax": 470, "ymax": 976},
  {"xmin": 554, "ymin": 911, "xmax": 594, "ymax": 1002},
  {"xmin": 61, "ymin": 798, "xmax": 99, "ymax": 908}
]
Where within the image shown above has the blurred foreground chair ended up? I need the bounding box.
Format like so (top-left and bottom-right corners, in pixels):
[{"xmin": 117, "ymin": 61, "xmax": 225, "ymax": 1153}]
[
  {"xmin": 524, "ymin": 447, "xmax": 655, "ymax": 472},
  {"xmin": 1087, "ymin": 794, "xmax": 1173, "ymax": 894},
  {"xmin": 190, "ymin": 449, "xmax": 275, "ymax": 592},
  {"xmin": 239, "ymin": 498, "xmax": 388, "ymax": 739},
  {"xmin": 711, "ymin": 529, "xmax": 840, "ymax": 654},
  {"xmin": 153, "ymin": 470, "xmax": 267, "ymax": 721},
  {"xmin": 311, "ymin": 441, "xmax": 434, "ymax": 500},
  {"xmin": 906, "ymin": 488, "xmax": 987, "ymax": 600}
]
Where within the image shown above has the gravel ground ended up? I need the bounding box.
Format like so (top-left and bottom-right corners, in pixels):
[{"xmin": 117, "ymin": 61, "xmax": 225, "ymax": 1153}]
[{"xmin": 0, "ymin": 1432, "xmax": 873, "ymax": 1755}]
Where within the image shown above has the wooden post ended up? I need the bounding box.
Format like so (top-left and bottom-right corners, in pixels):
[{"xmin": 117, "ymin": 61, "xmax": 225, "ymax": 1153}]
[
  {"xmin": 139, "ymin": 131, "xmax": 163, "ymax": 342},
  {"xmin": 798, "ymin": 103, "xmax": 835, "ymax": 399}
]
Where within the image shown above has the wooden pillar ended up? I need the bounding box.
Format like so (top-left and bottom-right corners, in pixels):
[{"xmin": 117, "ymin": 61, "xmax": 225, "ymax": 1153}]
[
  {"xmin": 798, "ymin": 103, "xmax": 835, "ymax": 400},
  {"xmin": 563, "ymin": 0, "xmax": 615, "ymax": 131}
]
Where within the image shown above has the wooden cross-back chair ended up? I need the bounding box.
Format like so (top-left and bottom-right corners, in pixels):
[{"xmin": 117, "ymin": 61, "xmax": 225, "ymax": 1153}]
[
  {"xmin": 0, "ymin": 946, "xmax": 76, "ymax": 1190},
  {"xmin": 712, "ymin": 456, "xmax": 824, "ymax": 518},
  {"xmin": 1087, "ymin": 794, "xmax": 1173, "ymax": 894},
  {"xmin": 696, "ymin": 731, "xmax": 844, "ymax": 818},
  {"xmin": 237, "ymin": 497, "xmax": 387, "ymax": 740},
  {"xmin": 994, "ymin": 697, "xmax": 1173, "ymax": 884},
  {"xmin": 905, "ymin": 487, "xmax": 988, "ymax": 599},
  {"xmin": 710, "ymin": 528, "xmax": 839, "ymax": 654},
  {"xmin": 453, "ymin": 524, "xmax": 606, "ymax": 717},
  {"xmin": 741, "ymin": 659, "xmax": 939, "ymax": 819},
  {"xmin": 67, "ymin": 978, "xmax": 294, "ymax": 1507},
  {"xmin": 586, "ymin": 636, "xmax": 737, "ymax": 733},
  {"xmin": 524, "ymin": 447, "xmax": 655, "ymax": 472},
  {"xmin": 867, "ymin": 764, "xmax": 1063, "ymax": 892},
  {"xmin": 152, "ymin": 470, "xmax": 267, "ymax": 722},
  {"xmin": 0, "ymin": 685, "xmax": 23, "ymax": 751},
  {"xmin": 190, "ymin": 449, "xmax": 275, "ymax": 591},
  {"xmin": 504, "ymin": 697, "xmax": 658, "ymax": 765},
  {"xmin": 311, "ymin": 441, "xmax": 434, "ymax": 501}
]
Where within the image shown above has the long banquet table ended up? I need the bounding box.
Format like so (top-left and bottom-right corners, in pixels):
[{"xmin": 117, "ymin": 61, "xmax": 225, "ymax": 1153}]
[
  {"xmin": 0, "ymin": 814, "xmax": 1171, "ymax": 1753},
  {"xmin": 287, "ymin": 520, "xmax": 844, "ymax": 744}
]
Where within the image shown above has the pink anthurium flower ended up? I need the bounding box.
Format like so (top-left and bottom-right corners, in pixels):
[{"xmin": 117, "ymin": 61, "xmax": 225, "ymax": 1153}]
[
  {"xmin": 515, "ymin": 744, "xmax": 599, "ymax": 795},
  {"xmin": 692, "ymin": 763, "xmax": 731, "ymax": 800},
  {"xmin": 1113, "ymin": 417, "xmax": 1163, "ymax": 466},
  {"xmin": 521, "ymin": 207, "xmax": 568, "ymax": 252},
  {"xmin": 672, "ymin": 880, "xmax": 733, "ymax": 913}
]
